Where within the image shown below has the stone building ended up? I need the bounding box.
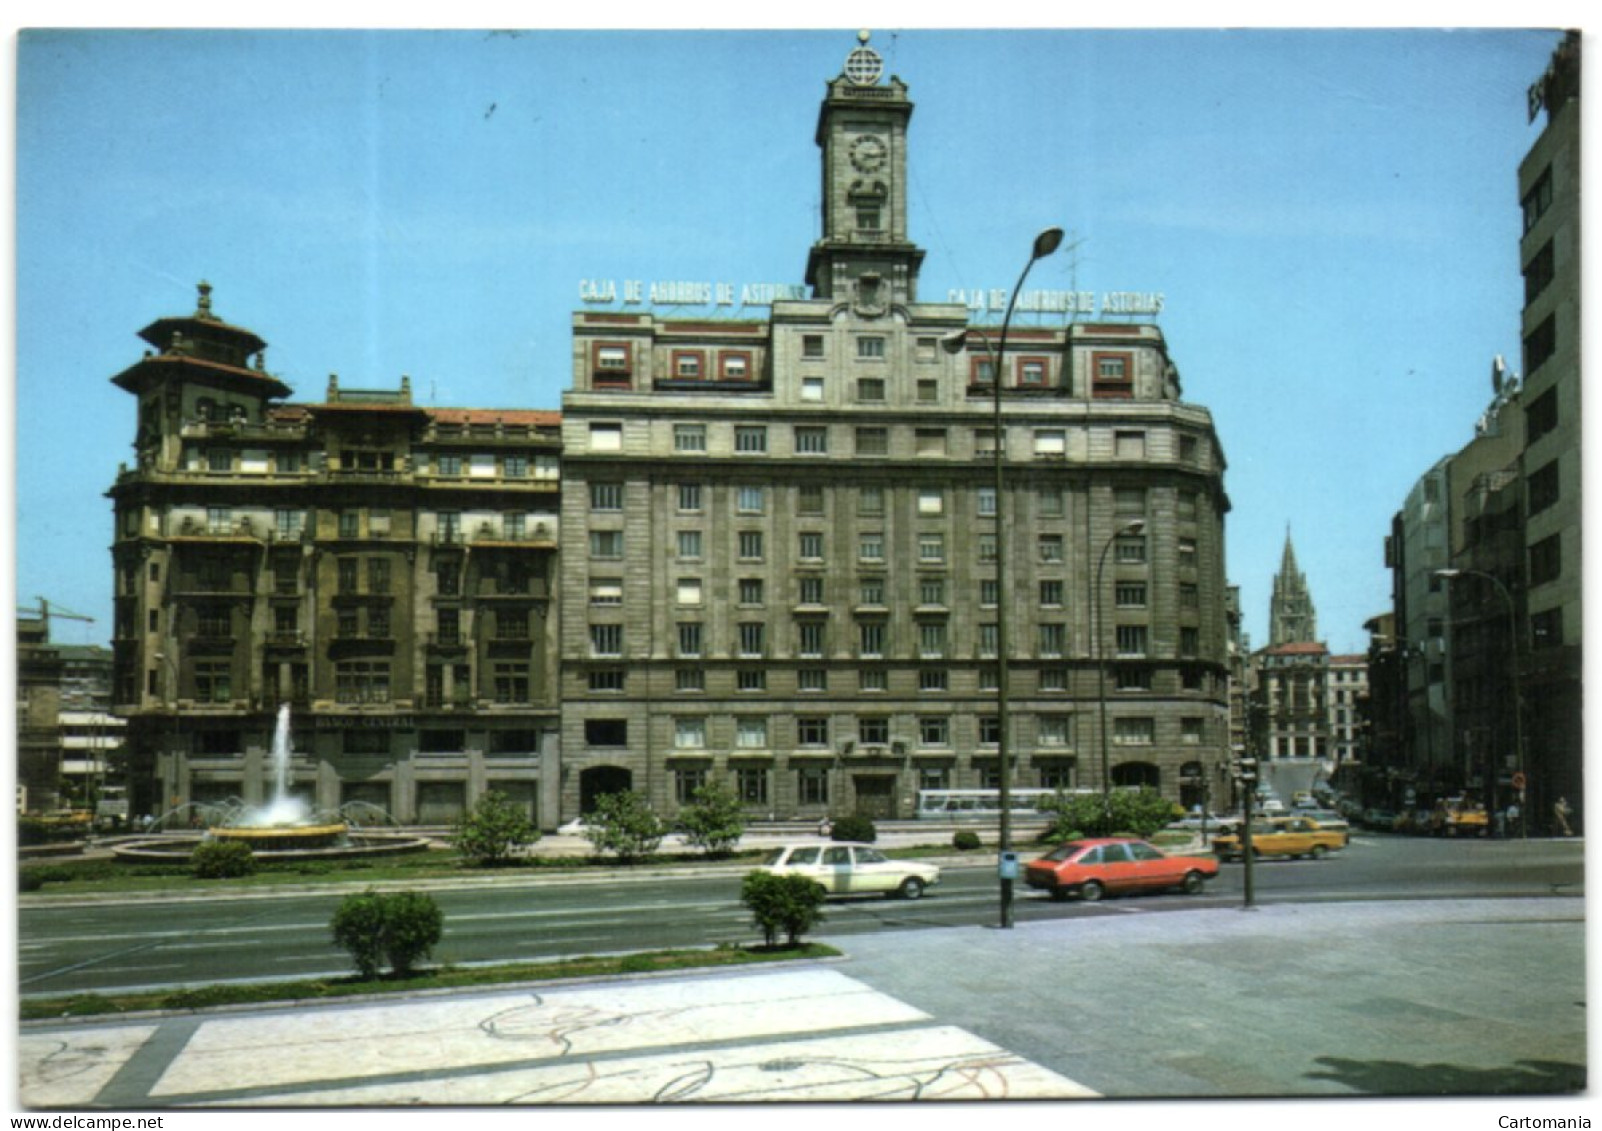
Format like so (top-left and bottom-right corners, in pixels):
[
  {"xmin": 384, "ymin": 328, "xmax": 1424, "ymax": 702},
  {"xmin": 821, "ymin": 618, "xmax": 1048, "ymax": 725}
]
[
  {"xmin": 558, "ymin": 34, "xmax": 1231, "ymax": 822},
  {"xmin": 106, "ymin": 286, "xmax": 562, "ymax": 826}
]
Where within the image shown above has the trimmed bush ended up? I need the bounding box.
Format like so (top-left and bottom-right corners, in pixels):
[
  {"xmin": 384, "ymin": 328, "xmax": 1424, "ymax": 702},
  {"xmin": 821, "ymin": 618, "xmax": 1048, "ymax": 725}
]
[
  {"xmin": 191, "ymin": 838, "xmax": 257, "ymax": 879},
  {"xmin": 741, "ymin": 871, "xmax": 827, "ymax": 948},
  {"xmin": 829, "ymin": 814, "xmax": 877, "ymax": 844},
  {"xmin": 1040, "ymin": 786, "xmax": 1177, "ymax": 842},
  {"xmin": 952, "ymin": 829, "xmax": 982, "ymax": 852},
  {"xmin": 330, "ymin": 889, "xmax": 444, "ymax": 979},
  {"xmin": 453, "ymin": 790, "xmax": 539, "ymax": 866}
]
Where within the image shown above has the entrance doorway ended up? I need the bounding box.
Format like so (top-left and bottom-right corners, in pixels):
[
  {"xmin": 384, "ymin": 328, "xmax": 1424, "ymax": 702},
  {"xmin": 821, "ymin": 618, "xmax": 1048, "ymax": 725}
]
[
  {"xmin": 579, "ymin": 766, "xmax": 632, "ymax": 814},
  {"xmin": 852, "ymin": 774, "xmax": 897, "ymax": 820}
]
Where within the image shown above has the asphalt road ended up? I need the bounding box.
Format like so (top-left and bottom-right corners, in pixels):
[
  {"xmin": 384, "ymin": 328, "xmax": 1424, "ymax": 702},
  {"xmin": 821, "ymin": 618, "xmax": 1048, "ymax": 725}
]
[{"xmin": 18, "ymin": 833, "xmax": 1584, "ymax": 999}]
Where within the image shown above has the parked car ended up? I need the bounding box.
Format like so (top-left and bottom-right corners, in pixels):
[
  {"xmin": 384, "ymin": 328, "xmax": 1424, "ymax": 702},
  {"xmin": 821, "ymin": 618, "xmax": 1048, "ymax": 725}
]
[
  {"xmin": 1362, "ymin": 808, "xmax": 1398, "ymax": 831},
  {"xmin": 1023, "ymin": 837, "xmax": 1219, "ymax": 902},
  {"xmin": 1299, "ymin": 809, "xmax": 1351, "ymax": 843},
  {"xmin": 1431, "ymin": 797, "xmax": 1490, "ymax": 837},
  {"xmin": 756, "ymin": 842, "xmax": 940, "ymax": 900},
  {"xmin": 1211, "ymin": 816, "xmax": 1346, "ymax": 861},
  {"xmin": 1166, "ymin": 810, "xmax": 1234, "ymax": 832}
]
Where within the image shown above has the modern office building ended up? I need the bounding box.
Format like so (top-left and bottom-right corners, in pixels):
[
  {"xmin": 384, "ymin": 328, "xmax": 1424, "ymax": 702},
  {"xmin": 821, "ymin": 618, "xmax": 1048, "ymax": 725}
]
[
  {"xmin": 105, "ymin": 286, "xmax": 563, "ymax": 826},
  {"xmin": 558, "ymin": 34, "xmax": 1232, "ymax": 822},
  {"xmin": 1514, "ymin": 30, "xmax": 1582, "ymax": 830}
]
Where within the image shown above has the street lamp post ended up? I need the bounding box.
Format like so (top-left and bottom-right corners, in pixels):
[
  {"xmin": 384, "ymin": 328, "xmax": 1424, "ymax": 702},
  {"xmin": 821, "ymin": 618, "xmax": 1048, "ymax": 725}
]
[
  {"xmin": 941, "ymin": 226, "xmax": 1064, "ymax": 930},
  {"xmin": 1434, "ymin": 568, "xmax": 1526, "ymax": 838},
  {"xmin": 1095, "ymin": 519, "xmax": 1147, "ymax": 826}
]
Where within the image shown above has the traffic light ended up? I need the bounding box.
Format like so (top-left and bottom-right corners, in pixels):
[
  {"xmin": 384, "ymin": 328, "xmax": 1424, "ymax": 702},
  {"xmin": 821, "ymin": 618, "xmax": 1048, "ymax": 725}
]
[{"xmin": 1233, "ymin": 756, "xmax": 1258, "ymax": 785}]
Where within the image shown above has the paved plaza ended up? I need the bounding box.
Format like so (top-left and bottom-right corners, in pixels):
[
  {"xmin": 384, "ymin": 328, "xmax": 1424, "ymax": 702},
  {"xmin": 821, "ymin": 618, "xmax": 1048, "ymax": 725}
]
[{"xmin": 15, "ymin": 897, "xmax": 1588, "ymax": 1107}]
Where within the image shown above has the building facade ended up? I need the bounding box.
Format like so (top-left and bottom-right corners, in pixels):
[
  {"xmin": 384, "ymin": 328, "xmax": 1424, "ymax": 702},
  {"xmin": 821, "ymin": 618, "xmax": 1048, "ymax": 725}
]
[
  {"xmin": 558, "ymin": 35, "xmax": 1232, "ymax": 823},
  {"xmin": 106, "ymin": 287, "xmax": 562, "ymax": 826}
]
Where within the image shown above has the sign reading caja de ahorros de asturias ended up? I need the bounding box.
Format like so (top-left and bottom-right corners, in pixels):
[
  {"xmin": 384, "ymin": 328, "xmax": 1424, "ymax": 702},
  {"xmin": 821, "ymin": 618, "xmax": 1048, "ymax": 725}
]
[{"xmin": 579, "ymin": 279, "xmax": 1165, "ymax": 316}]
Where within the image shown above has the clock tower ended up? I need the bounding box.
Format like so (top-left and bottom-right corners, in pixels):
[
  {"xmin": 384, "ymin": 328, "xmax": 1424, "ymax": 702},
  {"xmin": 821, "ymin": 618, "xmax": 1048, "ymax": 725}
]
[{"xmin": 805, "ymin": 31, "xmax": 925, "ymax": 309}]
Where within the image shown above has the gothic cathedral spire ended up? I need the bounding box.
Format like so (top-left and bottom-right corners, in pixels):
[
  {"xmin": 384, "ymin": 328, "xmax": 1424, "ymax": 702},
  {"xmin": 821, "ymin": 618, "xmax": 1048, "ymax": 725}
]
[{"xmin": 1269, "ymin": 528, "xmax": 1320, "ymax": 645}]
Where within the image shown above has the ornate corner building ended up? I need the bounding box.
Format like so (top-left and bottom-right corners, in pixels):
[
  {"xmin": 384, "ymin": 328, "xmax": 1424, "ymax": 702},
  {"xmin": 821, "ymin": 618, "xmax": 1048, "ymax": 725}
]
[
  {"xmin": 558, "ymin": 36, "xmax": 1232, "ymax": 822},
  {"xmin": 106, "ymin": 287, "xmax": 563, "ymax": 825}
]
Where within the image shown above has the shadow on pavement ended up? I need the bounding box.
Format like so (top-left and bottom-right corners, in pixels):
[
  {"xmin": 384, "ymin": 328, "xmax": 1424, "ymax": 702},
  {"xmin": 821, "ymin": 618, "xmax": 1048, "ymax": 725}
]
[{"xmin": 1306, "ymin": 1055, "xmax": 1585, "ymax": 1095}]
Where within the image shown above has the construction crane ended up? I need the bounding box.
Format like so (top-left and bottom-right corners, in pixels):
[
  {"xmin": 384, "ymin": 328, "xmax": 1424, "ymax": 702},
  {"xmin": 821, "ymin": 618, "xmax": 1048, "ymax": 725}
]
[{"xmin": 16, "ymin": 597, "xmax": 96, "ymax": 642}]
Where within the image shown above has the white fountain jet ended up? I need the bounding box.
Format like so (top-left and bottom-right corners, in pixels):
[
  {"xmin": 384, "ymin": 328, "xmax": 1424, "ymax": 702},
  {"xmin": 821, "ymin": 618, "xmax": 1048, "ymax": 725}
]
[{"xmin": 253, "ymin": 703, "xmax": 311, "ymax": 827}]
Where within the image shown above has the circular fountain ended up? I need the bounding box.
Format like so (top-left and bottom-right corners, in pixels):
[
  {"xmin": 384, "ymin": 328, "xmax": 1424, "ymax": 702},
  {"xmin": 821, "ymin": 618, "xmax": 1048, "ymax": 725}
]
[{"xmin": 113, "ymin": 705, "xmax": 430, "ymax": 863}]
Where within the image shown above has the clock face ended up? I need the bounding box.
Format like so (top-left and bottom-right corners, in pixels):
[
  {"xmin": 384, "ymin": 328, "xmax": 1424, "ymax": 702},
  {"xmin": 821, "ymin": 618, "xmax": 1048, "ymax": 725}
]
[{"xmin": 849, "ymin": 134, "xmax": 887, "ymax": 173}]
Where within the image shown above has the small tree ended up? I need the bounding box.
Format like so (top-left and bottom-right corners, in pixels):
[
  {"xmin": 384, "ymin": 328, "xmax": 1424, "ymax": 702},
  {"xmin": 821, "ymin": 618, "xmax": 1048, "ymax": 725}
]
[
  {"xmin": 191, "ymin": 838, "xmax": 257, "ymax": 879},
  {"xmin": 584, "ymin": 790, "xmax": 668, "ymax": 862},
  {"xmin": 677, "ymin": 779, "xmax": 746, "ymax": 857},
  {"xmin": 331, "ymin": 889, "xmax": 444, "ymax": 979},
  {"xmin": 453, "ymin": 790, "xmax": 538, "ymax": 866},
  {"xmin": 741, "ymin": 871, "xmax": 827, "ymax": 948}
]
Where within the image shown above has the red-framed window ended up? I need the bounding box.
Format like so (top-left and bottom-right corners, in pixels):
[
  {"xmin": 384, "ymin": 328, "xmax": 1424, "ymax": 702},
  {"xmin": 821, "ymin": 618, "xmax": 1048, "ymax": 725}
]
[
  {"xmin": 1016, "ymin": 356, "xmax": 1050, "ymax": 387},
  {"xmin": 718, "ymin": 350, "xmax": 754, "ymax": 381},
  {"xmin": 1091, "ymin": 350, "xmax": 1134, "ymax": 399},
  {"xmin": 671, "ymin": 350, "xmax": 705, "ymax": 380},
  {"xmin": 592, "ymin": 342, "xmax": 634, "ymax": 388}
]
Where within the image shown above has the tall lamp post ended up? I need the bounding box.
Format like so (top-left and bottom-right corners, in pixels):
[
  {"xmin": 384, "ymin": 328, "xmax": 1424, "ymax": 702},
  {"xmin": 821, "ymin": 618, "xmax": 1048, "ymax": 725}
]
[
  {"xmin": 1434, "ymin": 568, "xmax": 1525, "ymax": 838},
  {"xmin": 941, "ymin": 225, "xmax": 1064, "ymax": 930},
  {"xmin": 1096, "ymin": 519, "xmax": 1147, "ymax": 825}
]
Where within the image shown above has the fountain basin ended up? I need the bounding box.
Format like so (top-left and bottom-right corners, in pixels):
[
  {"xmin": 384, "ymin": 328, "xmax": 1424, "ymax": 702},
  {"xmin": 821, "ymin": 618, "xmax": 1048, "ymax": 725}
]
[
  {"xmin": 208, "ymin": 822, "xmax": 350, "ymax": 852},
  {"xmin": 110, "ymin": 829, "xmax": 432, "ymax": 864}
]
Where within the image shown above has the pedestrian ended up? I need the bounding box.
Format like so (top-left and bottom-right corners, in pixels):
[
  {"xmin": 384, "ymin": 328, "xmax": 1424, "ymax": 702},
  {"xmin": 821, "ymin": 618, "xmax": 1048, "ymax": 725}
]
[
  {"xmin": 1554, "ymin": 796, "xmax": 1574, "ymax": 837},
  {"xmin": 1507, "ymin": 801, "xmax": 1521, "ymax": 837}
]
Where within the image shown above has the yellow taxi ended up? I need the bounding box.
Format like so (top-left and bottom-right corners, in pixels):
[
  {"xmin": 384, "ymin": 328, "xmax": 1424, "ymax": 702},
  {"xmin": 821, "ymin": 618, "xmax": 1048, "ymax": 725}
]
[{"xmin": 1211, "ymin": 816, "xmax": 1347, "ymax": 862}]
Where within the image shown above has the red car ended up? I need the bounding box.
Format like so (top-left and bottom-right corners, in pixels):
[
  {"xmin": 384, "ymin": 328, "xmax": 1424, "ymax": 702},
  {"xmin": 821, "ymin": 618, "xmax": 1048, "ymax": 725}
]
[{"xmin": 1024, "ymin": 837, "xmax": 1220, "ymax": 902}]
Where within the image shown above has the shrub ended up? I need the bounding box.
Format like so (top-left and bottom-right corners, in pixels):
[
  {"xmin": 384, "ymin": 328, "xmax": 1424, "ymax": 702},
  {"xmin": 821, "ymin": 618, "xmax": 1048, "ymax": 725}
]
[
  {"xmin": 584, "ymin": 790, "xmax": 668, "ymax": 862},
  {"xmin": 19, "ymin": 870, "xmax": 46, "ymax": 893},
  {"xmin": 952, "ymin": 829, "xmax": 982, "ymax": 852},
  {"xmin": 741, "ymin": 871, "xmax": 827, "ymax": 948},
  {"xmin": 677, "ymin": 779, "xmax": 746, "ymax": 857},
  {"xmin": 330, "ymin": 889, "xmax": 444, "ymax": 979},
  {"xmin": 191, "ymin": 838, "xmax": 257, "ymax": 879},
  {"xmin": 829, "ymin": 814, "xmax": 877, "ymax": 844},
  {"xmin": 453, "ymin": 790, "xmax": 539, "ymax": 866},
  {"xmin": 1040, "ymin": 786, "xmax": 1176, "ymax": 842}
]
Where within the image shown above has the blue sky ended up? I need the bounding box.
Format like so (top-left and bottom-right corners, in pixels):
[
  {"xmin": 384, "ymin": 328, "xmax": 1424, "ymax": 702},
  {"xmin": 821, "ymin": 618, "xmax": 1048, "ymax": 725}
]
[{"xmin": 14, "ymin": 26, "xmax": 1569, "ymax": 654}]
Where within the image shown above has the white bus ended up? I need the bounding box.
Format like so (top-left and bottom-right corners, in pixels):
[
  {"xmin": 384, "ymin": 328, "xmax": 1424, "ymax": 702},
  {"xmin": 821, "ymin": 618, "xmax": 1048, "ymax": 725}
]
[{"xmin": 915, "ymin": 788, "xmax": 1092, "ymax": 821}]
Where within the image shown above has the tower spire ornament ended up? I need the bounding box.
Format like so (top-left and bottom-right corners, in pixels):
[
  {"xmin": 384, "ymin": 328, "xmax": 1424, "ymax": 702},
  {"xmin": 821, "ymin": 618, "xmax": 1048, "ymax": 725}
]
[{"xmin": 843, "ymin": 29, "xmax": 883, "ymax": 86}]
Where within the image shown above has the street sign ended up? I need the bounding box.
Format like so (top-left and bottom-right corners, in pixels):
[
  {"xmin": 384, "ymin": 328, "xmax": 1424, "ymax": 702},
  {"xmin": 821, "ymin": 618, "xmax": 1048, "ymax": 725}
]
[{"xmin": 1512, "ymin": 772, "xmax": 1527, "ymax": 791}]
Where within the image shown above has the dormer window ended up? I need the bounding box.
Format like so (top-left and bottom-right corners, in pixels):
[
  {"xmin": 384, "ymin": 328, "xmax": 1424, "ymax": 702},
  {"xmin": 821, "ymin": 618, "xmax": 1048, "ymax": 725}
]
[
  {"xmin": 592, "ymin": 343, "xmax": 633, "ymax": 388},
  {"xmin": 672, "ymin": 351, "xmax": 703, "ymax": 380},
  {"xmin": 719, "ymin": 351, "xmax": 752, "ymax": 381},
  {"xmin": 1092, "ymin": 351, "xmax": 1134, "ymax": 399}
]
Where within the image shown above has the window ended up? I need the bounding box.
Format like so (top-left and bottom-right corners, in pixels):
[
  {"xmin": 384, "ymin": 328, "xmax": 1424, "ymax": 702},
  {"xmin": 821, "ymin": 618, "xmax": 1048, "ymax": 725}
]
[
  {"xmin": 919, "ymin": 577, "xmax": 946, "ymax": 606},
  {"xmin": 857, "ymin": 336, "xmax": 886, "ymax": 360},
  {"xmin": 978, "ymin": 534, "xmax": 998, "ymax": 563},
  {"xmin": 678, "ymin": 530, "xmax": 704, "ymax": 559},
  {"xmin": 594, "ymin": 343, "xmax": 632, "ymax": 383},
  {"xmin": 677, "ymin": 578, "xmax": 703, "ymax": 606},
  {"xmin": 798, "ymin": 532, "xmax": 824, "ymax": 560},
  {"xmin": 675, "ymin": 718, "xmax": 707, "ymax": 750},
  {"xmin": 737, "ymin": 485, "xmax": 765, "ymax": 514},
  {"xmin": 1116, "ymin": 582, "xmax": 1147, "ymax": 608},
  {"xmin": 802, "ymin": 334, "xmax": 825, "ymax": 359},
  {"xmin": 1093, "ymin": 351, "xmax": 1133, "ymax": 398},
  {"xmin": 1038, "ymin": 535, "xmax": 1064, "ymax": 563},
  {"xmin": 207, "ymin": 448, "xmax": 232, "ymax": 472},
  {"xmin": 338, "ymin": 557, "xmax": 360, "ymax": 594},
  {"xmin": 435, "ymin": 454, "xmax": 463, "ymax": 478},
  {"xmin": 1114, "ymin": 430, "xmax": 1146, "ymax": 459},
  {"xmin": 675, "ymin": 767, "xmax": 708, "ymax": 804},
  {"xmin": 1039, "ymin": 623, "xmax": 1066, "ymax": 657},
  {"xmin": 919, "ymin": 717, "xmax": 950, "ymax": 746},
  {"xmin": 194, "ymin": 660, "xmax": 232, "ymax": 703},
  {"xmin": 859, "ymin": 485, "xmax": 885, "ymax": 514},
  {"xmin": 857, "ymin": 377, "xmax": 886, "ymax": 402},
  {"xmin": 1115, "ymin": 487, "xmax": 1147, "ymax": 516},
  {"xmin": 335, "ymin": 660, "xmax": 390, "ymax": 705},
  {"xmin": 801, "ymin": 376, "xmax": 825, "ymax": 401},
  {"xmin": 738, "ymin": 530, "xmax": 765, "ymax": 560},
  {"xmin": 970, "ymin": 356, "xmax": 996, "ymax": 386},
  {"xmin": 1527, "ymin": 387, "xmax": 1558, "ymax": 442},
  {"xmin": 858, "ymin": 668, "xmax": 887, "ymax": 692},
  {"xmin": 919, "ymin": 534, "xmax": 945, "ymax": 563},
  {"xmin": 735, "ymin": 425, "xmax": 769, "ymax": 453},
  {"xmin": 503, "ymin": 455, "xmax": 529, "ymax": 479},
  {"xmin": 859, "ymin": 533, "xmax": 885, "ymax": 562},
  {"xmin": 798, "ymin": 668, "xmax": 828, "ymax": 692},
  {"xmin": 586, "ymin": 719, "xmax": 628, "ymax": 746},
  {"xmin": 978, "ymin": 716, "xmax": 1002, "ymax": 746},
  {"xmin": 860, "ymin": 578, "xmax": 885, "ymax": 605},
  {"xmin": 798, "ymin": 767, "xmax": 829, "ymax": 806},
  {"xmin": 1040, "ymin": 579, "xmax": 1063, "ymax": 607},
  {"xmin": 858, "ymin": 716, "xmax": 891, "ymax": 744},
  {"xmin": 1116, "ymin": 535, "xmax": 1148, "ymax": 564},
  {"xmin": 589, "ymin": 423, "xmax": 623, "ymax": 452},
  {"xmin": 1522, "ymin": 167, "xmax": 1553, "ymax": 233},
  {"xmin": 493, "ymin": 663, "xmax": 531, "ymax": 704},
  {"xmin": 672, "ymin": 351, "xmax": 703, "ymax": 379},
  {"xmin": 859, "ymin": 621, "xmax": 886, "ymax": 657},
  {"xmin": 1524, "ymin": 240, "xmax": 1556, "ymax": 305},
  {"xmin": 590, "ymin": 482, "xmax": 623, "ymax": 511},
  {"xmin": 737, "ymin": 767, "xmax": 770, "ymax": 805},
  {"xmin": 1038, "ymin": 486, "xmax": 1064, "ymax": 518},
  {"xmin": 915, "ymin": 429, "xmax": 948, "ymax": 457},
  {"xmin": 1034, "ymin": 430, "xmax": 1066, "ymax": 458},
  {"xmin": 917, "ymin": 379, "xmax": 938, "ymax": 403},
  {"xmin": 678, "ymin": 483, "xmax": 703, "ymax": 512},
  {"xmin": 1179, "ymin": 583, "xmax": 1199, "ymax": 609},
  {"xmin": 1114, "ymin": 717, "xmax": 1155, "ymax": 746},
  {"xmin": 795, "ymin": 426, "xmax": 829, "ymax": 454},
  {"xmin": 856, "ymin": 427, "xmax": 889, "ymax": 456},
  {"xmin": 590, "ymin": 530, "xmax": 624, "ymax": 559},
  {"xmin": 798, "ymin": 620, "xmax": 826, "ymax": 657},
  {"xmin": 1530, "ymin": 533, "xmax": 1562, "ymax": 586},
  {"xmin": 736, "ymin": 718, "xmax": 769, "ymax": 749},
  {"xmin": 1180, "ymin": 627, "xmax": 1200, "ymax": 657},
  {"xmin": 918, "ymin": 488, "xmax": 944, "ymax": 515},
  {"xmin": 1019, "ymin": 357, "xmax": 1047, "ymax": 386},
  {"xmin": 737, "ymin": 668, "xmax": 767, "ymax": 692},
  {"xmin": 719, "ymin": 351, "xmax": 752, "ymax": 381},
  {"xmin": 1524, "ymin": 314, "xmax": 1557, "ymax": 375},
  {"xmin": 1116, "ymin": 625, "xmax": 1148, "ymax": 657},
  {"xmin": 797, "ymin": 717, "xmax": 830, "ymax": 747},
  {"xmin": 674, "ymin": 424, "xmax": 707, "ymax": 453},
  {"xmin": 1039, "ymin": 668, "xmax": 1068, "ymax": 693},
  {"xmin": 798, "ymin": 484, "xmax": 824, "ymax": 515},
  {"xmin": 675, "ymin": 668, "xmax": 705, "ymax": 693},
  {"xmin": 738, "ymin": 622, "xmax": 766, "ymax": 656},
  {"xmin": 918, "ymin": 621, "xmax": 947, "ymax": 658},
  {"xmin": 1116, "ymin": 665, "xmax": 1152, "ymax": 691},
  {"xmin": 589, "ymin": 669, "xmax": 625, "ymax": 693},
  {"xmin": 1178, "ymin": 537, "xmax": 1198, "ymax": 565},
  {"xmin": 739, "ymin": 578, "xmax": 764, "ymax": 604},
  {"xmin": 977, "ymin": 487, "xmax": 997, "ymax": 517},
  {"xmin": 590, "ymin": 624, "xmax": 623, "ymax": 657},
  {"xmin": 979, "ymin": 623, "xmax": 999, "ymax": 657},
  {"xmin": 1528, "ymin": 459, "xmax": 1560, "ymax": 515}
]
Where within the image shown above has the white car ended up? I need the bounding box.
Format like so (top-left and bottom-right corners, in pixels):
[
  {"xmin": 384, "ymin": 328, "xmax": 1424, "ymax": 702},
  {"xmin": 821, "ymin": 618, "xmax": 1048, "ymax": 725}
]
[{"xmin": 757, "ymin": 842, "xmax": 940, "ymax": 900}]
